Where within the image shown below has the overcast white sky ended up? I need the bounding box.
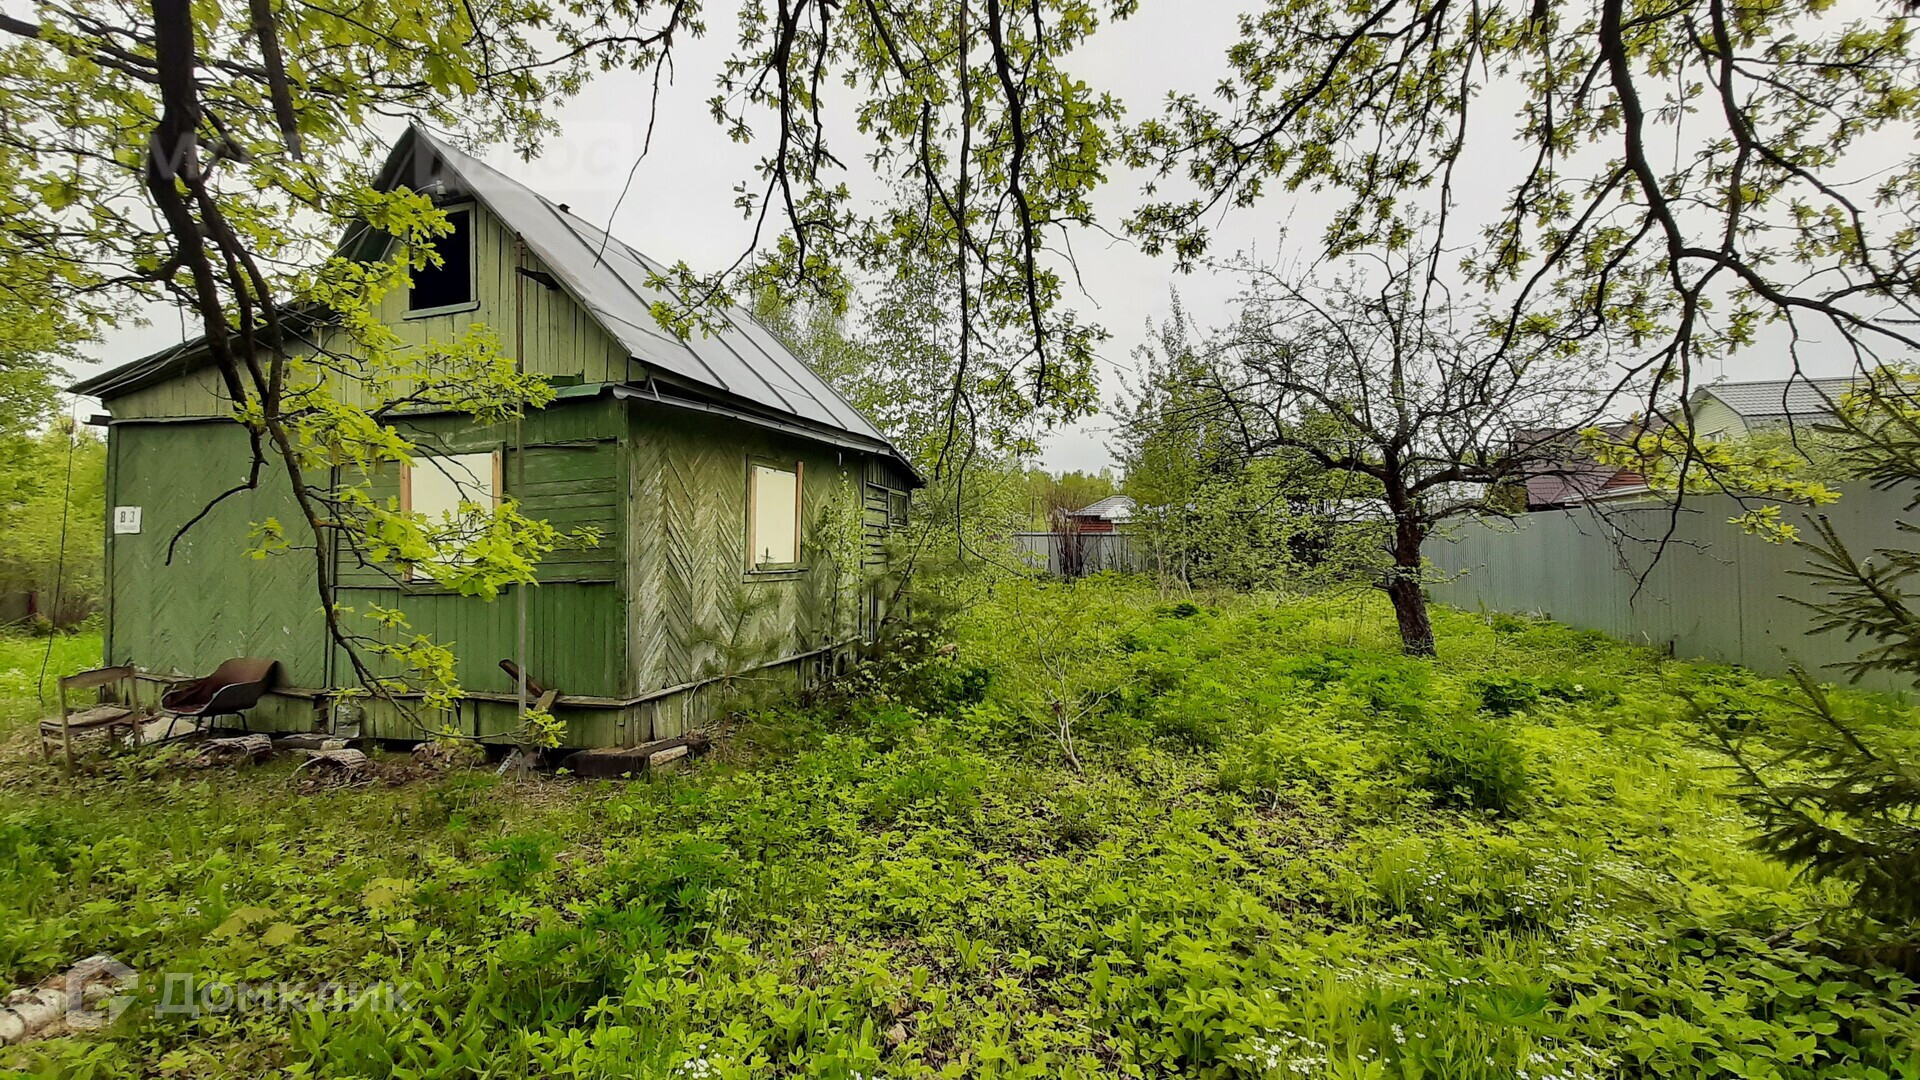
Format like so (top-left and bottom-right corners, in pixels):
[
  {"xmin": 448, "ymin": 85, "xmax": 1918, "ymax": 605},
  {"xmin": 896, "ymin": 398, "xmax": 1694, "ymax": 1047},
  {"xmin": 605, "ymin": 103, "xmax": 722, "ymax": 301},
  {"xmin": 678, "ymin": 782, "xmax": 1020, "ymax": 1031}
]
[{"xmin": 66, "ymin": 2, "xmax": 1875, "ymax": 473}]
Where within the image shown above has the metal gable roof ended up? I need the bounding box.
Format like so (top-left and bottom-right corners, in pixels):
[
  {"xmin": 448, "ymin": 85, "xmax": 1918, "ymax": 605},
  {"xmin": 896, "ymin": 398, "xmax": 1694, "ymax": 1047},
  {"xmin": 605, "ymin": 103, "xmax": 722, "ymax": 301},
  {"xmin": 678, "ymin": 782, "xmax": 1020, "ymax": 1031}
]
[
  {"xmin": 1069, "ymin": 495, "xmax": 1135, "ymax": 521},
  {"xmin": 1693, "ymin": 376, "xmax": 1858, "ymax": 420},
  {"xmin": 74, "ymin": 127, "xmax": 913, "ymax": 478},
  {"xmin": 404, "ymin": 129, "xmax": 893, "ymax": 446}
]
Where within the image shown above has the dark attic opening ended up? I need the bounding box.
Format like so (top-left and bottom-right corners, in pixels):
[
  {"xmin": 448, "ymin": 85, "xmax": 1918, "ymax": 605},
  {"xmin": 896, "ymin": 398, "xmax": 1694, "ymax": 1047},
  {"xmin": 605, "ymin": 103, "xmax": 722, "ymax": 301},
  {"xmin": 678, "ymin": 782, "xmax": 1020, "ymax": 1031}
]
[{"xmin": 409, "ymin": 206, "xmax": 474, "ymax": 312}]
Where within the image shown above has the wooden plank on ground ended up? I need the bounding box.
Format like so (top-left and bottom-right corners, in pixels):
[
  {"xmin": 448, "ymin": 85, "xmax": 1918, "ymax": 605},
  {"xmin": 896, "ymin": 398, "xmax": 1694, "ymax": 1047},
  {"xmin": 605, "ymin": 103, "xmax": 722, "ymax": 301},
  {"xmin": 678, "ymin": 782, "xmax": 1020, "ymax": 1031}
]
[{"xmin": 564, "ymin": 733, "xmax": 710, "ymax": 778}]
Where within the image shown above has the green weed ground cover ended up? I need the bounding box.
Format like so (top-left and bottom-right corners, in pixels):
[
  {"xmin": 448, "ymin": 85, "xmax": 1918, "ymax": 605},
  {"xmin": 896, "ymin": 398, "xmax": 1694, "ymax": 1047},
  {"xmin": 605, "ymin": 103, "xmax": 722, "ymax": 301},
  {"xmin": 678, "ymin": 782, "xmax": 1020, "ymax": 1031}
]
[
  {"xmin": 0, "ymin": 633, "xmax": 108, "ymax": 744},
  {"xmin": 0, "ymin": 582, "xmax": 1914, "ymax": 1078}
]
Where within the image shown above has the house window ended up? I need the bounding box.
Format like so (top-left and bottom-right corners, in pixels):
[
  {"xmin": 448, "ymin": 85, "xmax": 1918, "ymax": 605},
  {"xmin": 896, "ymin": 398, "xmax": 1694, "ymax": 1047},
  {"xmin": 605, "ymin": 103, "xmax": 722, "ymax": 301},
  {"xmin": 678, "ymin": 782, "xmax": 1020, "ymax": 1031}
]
[
  {"xmin": 748, "ymin": 461, "xmax": 801, "ymax": 569},
  {"xmin": 405, "ymin": 451, "xmax": 499, "ymax": 525},
  {"xmin": 409, "ymin": 207, "xmax": 475, "ymax": 313},
  {"xmin": 888, "ymin": 490, "xmax": 908, "ymax": 527}
]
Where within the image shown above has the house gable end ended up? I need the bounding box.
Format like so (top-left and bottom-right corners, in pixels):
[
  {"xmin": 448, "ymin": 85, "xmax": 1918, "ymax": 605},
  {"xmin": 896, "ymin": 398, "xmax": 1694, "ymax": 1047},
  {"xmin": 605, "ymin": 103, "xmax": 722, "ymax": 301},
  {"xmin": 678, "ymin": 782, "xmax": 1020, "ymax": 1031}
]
[
  {"xmin": 76, "ymin": 126, "xmax": 919, "ymax": 483},
  {"xmin": 84, "ymin": 199, "xmax": 634, "ymax": 422},
  {"xmin": 1687, "ymin": 391, "xmax": 1750, "ymax": 440},
  {"xmin": 361, "ymin": 199, "xmax": 633, "ymax": 392}
]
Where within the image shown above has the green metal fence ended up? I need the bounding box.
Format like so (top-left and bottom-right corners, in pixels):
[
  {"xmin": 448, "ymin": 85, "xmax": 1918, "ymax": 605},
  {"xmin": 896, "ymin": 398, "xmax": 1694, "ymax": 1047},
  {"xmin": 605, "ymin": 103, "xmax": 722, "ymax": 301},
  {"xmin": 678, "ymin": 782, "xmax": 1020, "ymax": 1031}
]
[{"xmin": 1428, "ymin": 486, "xmax": 1917, "ymax": 693}]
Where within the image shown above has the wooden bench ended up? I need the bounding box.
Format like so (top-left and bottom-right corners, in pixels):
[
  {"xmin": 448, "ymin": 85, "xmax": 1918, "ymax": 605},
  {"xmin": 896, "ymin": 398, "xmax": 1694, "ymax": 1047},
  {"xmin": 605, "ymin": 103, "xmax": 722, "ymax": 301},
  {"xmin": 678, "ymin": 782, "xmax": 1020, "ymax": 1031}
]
[{"xmin": 40, "ymin": 666, "xmax": 145, "ymax": 774}]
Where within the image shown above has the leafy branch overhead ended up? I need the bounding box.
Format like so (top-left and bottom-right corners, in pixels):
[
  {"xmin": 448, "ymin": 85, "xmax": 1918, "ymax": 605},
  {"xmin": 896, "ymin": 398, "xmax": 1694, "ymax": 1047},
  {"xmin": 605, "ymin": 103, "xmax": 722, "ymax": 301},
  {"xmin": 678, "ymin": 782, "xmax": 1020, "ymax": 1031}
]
[
  {"xmin": 537, "ymin": 0, "xmax": 1127, "ymax": 457},
  {"xmin": 694, "ymin": 0, "xmax": 1128, "ymax": 459},
  {"xmin": 1127, "ymin": 0, "xmax": 1920, "ymax": 414},
  {"xmin": 0, "ymin": 0, "xmax": 622, "ymax": 720}
]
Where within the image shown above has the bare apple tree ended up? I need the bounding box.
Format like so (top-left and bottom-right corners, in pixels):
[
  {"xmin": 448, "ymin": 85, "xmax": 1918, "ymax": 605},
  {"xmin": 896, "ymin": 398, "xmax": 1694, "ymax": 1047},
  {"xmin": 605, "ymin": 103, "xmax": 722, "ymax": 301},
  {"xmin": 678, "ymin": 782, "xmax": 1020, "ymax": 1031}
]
[{"xmin": 1183, "ymin": 250, "xmax": 1613, "ymax": 655}]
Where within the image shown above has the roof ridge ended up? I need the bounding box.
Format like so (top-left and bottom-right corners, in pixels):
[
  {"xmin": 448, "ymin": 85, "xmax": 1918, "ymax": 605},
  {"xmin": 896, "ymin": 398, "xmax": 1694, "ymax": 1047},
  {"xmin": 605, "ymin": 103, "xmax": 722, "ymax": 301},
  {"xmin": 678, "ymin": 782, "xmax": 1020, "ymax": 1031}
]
[
  {"xmin": 1706, "ymin": 374, "xmax": 1859, "ymax": 388},
  {"xmin": 454, "ymin": 153, "xmax": 886, "ymax": 434},
  {"xmin": 74, "ymin": 125, "xmax": 918, "ymax": 483},
  {"xmin": 397, "ymin": 129, "xmax": 916, "ymax": 472}
]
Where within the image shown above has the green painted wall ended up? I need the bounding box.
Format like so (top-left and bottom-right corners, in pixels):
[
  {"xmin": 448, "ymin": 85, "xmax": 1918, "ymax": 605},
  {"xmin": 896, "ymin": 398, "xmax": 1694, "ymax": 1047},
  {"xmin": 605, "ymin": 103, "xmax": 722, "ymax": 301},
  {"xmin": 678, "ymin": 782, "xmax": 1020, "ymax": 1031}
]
[
  {"xmin": 336, "ymin": 583, "xmax": 626, "ymax": 698},
  {"xmin": 100, "ymin": 396, "xmax": 908, "ymax": 744},
  {"xmin": 104, "ymin": 422, "xmax": 329, "ymax": 726},
  {"xmin": 107, "ymin": 367, "xmax": 229, "ymax": 422},
  {"xmin": 333, "ymin": 398, "xmax": 628, "ymax": 700},
  {"xmin": 106, "ymin": 201, "xmax": 634, "ymax": 422},
  {"xmin": 104, "ymin": 399, "xmax": 629, "ymax": 692},
  {"xmin": 625, "ymin": 404, "xmax": 882, "ymax": 703},
  {"xmin": 361, "ymin": 201, "xmax": 634, "ymax": 392}
]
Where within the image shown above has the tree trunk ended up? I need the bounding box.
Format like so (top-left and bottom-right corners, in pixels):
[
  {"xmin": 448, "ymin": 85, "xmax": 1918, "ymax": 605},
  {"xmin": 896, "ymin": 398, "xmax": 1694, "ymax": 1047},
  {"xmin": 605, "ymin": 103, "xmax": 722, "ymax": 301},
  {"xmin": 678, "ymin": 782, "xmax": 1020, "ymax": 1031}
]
[
  {"xmin": 1384, "ymin": 510, "xmax": 1435, "ymax": 657},
  {"xmin": 1385, "ymin": 568, "xmax": 1435, "ymax": 657}
]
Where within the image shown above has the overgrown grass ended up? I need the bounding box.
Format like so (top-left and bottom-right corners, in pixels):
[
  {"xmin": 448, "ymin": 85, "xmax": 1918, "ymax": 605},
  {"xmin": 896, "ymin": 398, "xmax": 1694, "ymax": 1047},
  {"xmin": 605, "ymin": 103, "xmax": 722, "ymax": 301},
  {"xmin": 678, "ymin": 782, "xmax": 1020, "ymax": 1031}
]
[
  {"xmin": 0, "ymin": 583, "xmax": 1915, "ymax": 1078},
  {"xmin": 0, "ymin": 630, "xmax": 106, "ymax": 741}
]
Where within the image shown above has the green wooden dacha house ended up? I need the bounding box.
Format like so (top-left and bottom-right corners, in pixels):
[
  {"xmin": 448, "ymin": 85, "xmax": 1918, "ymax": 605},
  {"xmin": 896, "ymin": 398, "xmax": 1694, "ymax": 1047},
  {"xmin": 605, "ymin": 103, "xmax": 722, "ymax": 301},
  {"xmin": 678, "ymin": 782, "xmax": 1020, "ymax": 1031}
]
[{"xmin": 72, "ymin": 127, "xmax": 920, "ymax": 748}]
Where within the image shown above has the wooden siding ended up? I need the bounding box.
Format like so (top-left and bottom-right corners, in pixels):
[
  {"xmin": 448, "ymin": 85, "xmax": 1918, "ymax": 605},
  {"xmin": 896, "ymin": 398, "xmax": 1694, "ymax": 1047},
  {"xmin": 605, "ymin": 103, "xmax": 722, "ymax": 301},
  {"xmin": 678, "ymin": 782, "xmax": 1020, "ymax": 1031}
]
[
  {"xmin": 336, "ymin": 398, "xmax": 626, "ymax": 587},
  {"xmin": 107, "ymin": 367, "xmax": 229, "ymax": 421},
  {"xmin": 106, "ymin": 399, "xmax": 629, "ymax": 699},
  {"xmin": 626, "ymin": 404, "xmax": 875, "ymax": 713},
  {"xmin": 336, "ymin": 582, "xmax": 627, "ymax": 701},
  {"xmin": 1689, "ymin": 395, "xmax": 1749, "ymax": 440},
  {"xmin": 365, "ymin": 202, "xmax": 633, "ymax": 390},
  {"xmin": 860, "ymin": 456, "xmax": 911, "ymax": 637},
  {"xmin": 98, "ymin": 397, "xmax": 905, "ymax": 744},
  {"xmin": 106, "ymin": 201, "xmax": 633, "ymax": 421},
  {"xmin": 333, "ymin": 397, "xmax": 629, "ymax": 698},
  {"xmin": 347, "ymin": 639, "xmax": 847, "ymax": 746},
  {"xmin": 104, "ymin": 422, "xmax": 329, "ymax": 687}
]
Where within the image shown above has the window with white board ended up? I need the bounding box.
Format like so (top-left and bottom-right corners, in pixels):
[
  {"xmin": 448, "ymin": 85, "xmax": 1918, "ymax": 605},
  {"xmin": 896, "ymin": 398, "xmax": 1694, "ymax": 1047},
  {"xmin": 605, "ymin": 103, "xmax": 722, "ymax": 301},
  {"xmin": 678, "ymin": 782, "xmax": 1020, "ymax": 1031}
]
[
  {"xmin": 405, "ymin": 451, "xmax": 499, "ymax": 529},
  {"xmin": 748, "ymin": 462, "xmax": 801, "ymax": 569}
]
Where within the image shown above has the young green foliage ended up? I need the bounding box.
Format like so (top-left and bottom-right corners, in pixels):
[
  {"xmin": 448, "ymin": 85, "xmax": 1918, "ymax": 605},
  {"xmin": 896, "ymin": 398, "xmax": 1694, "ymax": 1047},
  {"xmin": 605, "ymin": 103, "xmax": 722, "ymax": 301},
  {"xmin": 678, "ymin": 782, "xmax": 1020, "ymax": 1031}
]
[
  {"xmin": 6, "ymin": 584, "xmax": 1917, "ymax": 1077},
  {"xmin": 1118, "ymin": 249, "xmax": 1610, "ymax": 655},
  {"xmin": 1127, "ymin": 0, "xmax": 1920, "ymax": 403},
  {"xmin": 1686, "ymin": 371, "xmax": 1920, "ymax": 924},
  {"xmin": 0, "ymin": 2, "xmax": 629, "ymax": 722},
  {"xmin": 0, "ymin": 422, "xmax": 105, "ymax": 629}
]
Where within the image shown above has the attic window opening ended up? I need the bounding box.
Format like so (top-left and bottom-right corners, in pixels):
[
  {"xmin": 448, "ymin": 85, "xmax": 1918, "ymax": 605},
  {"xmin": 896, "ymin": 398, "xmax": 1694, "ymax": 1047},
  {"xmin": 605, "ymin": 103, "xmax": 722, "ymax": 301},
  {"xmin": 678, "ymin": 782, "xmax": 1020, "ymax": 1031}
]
[
  {"xmin": 409, "ymin": 207, "xmax": 475, "ymax": 313},
  {"xmin": 749, "ymin": 461, "xmax": 802, "ymax": 570}
]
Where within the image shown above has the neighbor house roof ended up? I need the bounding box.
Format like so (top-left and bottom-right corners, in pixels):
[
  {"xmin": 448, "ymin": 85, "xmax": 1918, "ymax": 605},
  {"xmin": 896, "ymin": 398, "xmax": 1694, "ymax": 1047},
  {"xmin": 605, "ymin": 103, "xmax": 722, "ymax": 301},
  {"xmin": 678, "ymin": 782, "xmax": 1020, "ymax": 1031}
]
[
  {"xmin": 73, "ymin": 125, "xmax": 917, "ymax": 480},
  {"xmin": 1512, "ymin": 422, "xmax": 1646, "ymax": 510},
  {"xmin": 1691, "ymin": 376, "xmax": 1857, "ymax": 422},
  {"xmin": 1522, "ymin": 464, "xmax": 1652, "ymax": 510},
  {"xmin": 1068, "ymin": 495, "xmax": 1135, "ymax": 522}
]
